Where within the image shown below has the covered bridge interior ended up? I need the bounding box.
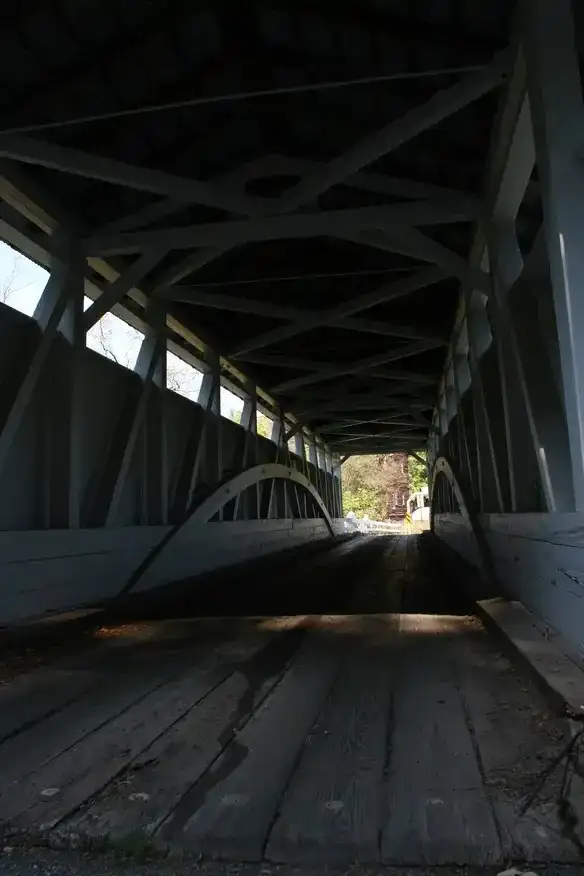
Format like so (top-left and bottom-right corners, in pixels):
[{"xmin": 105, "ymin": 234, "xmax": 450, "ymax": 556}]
[
  {"xmin": 2, "ymin": 0, "xmax": 584, "ymax": 868},
  {"xmin": 0, "ymin": 0, "xmax": 518, "ymax": 612}
]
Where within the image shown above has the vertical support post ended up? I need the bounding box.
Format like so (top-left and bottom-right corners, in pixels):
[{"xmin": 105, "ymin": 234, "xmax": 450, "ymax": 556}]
[
  {"xmin": 234, "ymin": 381, "xmax": 260, "ymax": 519},
  {"xmin": 523, "ymin": 0, "xmax": 584, "ymax": 510},
  {"xmin": 277, "ymin": 411, "xmax": 301, "ymax": 518},
  {"xmin": 489, "ymin": 222, "xmax": 529, "ymax": 511},
  {"xmin": 0, "ymin": 260, "xmax": 71, "ymax": 483},
  {"xmin": 307, "ymin": 436, "xmax": 319, "ymax": 517},
  {"xmin": 287, "ymin": 426, "xmax": 303, "ymax": 519},
  {"xmin": 488, "ymin": 221, "xmax": 572, "ymax": 510},
  {"xmin": 332, "ymin": 452, "xmax": 343, "ymax": 518},
  {"xmin": 293, "ymin": 432, "xmax": 303, "ymax": 459},
  {"xmin": 314, "ymin": 442, "xmax": 324, "ymax": 504},
  {"xmin": 268, "ymin": 416, "xmax": 282, "ymax": 519},
  {"xmin": 463, "ymin": 290, "xmax": 505, "ymax": 512},
  {"xmin": 291, "ymin": 429, "xmax": 307, "ymax": 516},
  {"xmin": 170, "ymin": 369, "xmax": 217, "ymax": 519},
  {"xmin": 444, "ymin": 367, "xmax": 459, "ymax": 467},
  {"xmin": 83, "ymin": 307, "xmax": 164, "ymax": 526},
  {"xmin": 451, "ymin": 355, "xmax": 474, "ymax": 496},
  {"xmin": 327, "ymin": 449, "xmax": 336, "ymax": 518},
  {"xmin": 41, "ymin": 241, "xmax": 86, "ymax": 528},
  {"xmin": 320, "ymin": 446, "xmax": 328, "ymax": 514},
  {"xmin": 141, "ymin": 302, "xmax": 168, "ymax": 524},
  {"xmin": 320, "ymin": 446, "xmax": 328, "ymax": 505},
  {"xmin": 308, "ymin": 438, "xmax": 318, "ymax": 480},
  {"xmin": 262, "ymin": 411, "xmax": 286, "ymax": 518},
  {"xmin": 324, "ymin": 448, "xmax": 334, "ymax": 516},
  {"xmin": 297, "ymin": 431, "xmax": 309, "ymax": 518},
  {"xmin": 204, "ymin": 353, "xmax": 222, "ymax": 519}
]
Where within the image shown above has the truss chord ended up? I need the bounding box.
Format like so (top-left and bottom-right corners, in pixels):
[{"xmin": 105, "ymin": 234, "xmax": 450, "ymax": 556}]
[
  {"xmin": 0, "ymin": 65, "xmax": 489, "ymax": 136},
  {"xmin": 168, "ymin": 265, "xmax": 415, "ymax": 289}
]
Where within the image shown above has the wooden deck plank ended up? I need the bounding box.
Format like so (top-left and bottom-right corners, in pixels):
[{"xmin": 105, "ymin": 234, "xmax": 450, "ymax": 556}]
[
  {"xmin": 266, "ymin": 637, "xmax": 396, "ymax": 865},
  {"xmin": 0, "ymin": 630, "xmax": 276, "ymax": 834},
  {"xmin": 0, "ymin": 669, "xmax": 100, "ymax": 745},
  {"xmin": 0, "ymin": 618, "xmax": 256, "ymax": 750},
  {"xmin": 353, "ymin": 540, "xmax": 402, "ymax": 615},
  {"xmin": 0, "ymin": 660, "xmax": 191, "ymax": 789},
  {"xmin": 384, "ymin": 787, "xmax": 499, "ymax": 865},
  {"xmin": 1, "ymin": 535, "xmax": 580, "ymax": 866},
  {"xmin": 381, "ymin": 614, "xmax": 501, "ymax": 865},
  {"xmin": 387, "ymin": 536, "xmax": 407, "ymax": 572},
  {"xmin": 165, "ymin": 635, "xmax": 338, "ymax": 861},
  {"xmin": 62, "ymin": 630, "xmax": 304, "ymax": 843}
]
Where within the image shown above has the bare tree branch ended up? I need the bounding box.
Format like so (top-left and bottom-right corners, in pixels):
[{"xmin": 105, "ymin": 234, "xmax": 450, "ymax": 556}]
[{"xmin": 0, "ymin": 253, "xmax": 32, "ymax": 304}]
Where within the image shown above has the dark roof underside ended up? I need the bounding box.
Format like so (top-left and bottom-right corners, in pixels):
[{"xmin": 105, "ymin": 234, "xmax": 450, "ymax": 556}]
[{"xmin": 0, "ymin": 0, "xmax": 514, "ymax": 453}]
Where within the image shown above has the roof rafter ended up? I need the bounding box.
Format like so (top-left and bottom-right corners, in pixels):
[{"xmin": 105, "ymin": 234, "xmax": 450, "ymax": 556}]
[
  {"xmin": 98, "ymin": 151, "xmax": 481, "ymax": 238},
  {"xmin": 250, "ymin": 154, "xmax": 481, "ymax": 211},
  {"xmin": 341, "ymin": 227, "xmax": 491, "ymax": 292},
  {"xmin": 0, "ymin": 134, "xmax": 261, "ymax": 215},
  {"xmin": 160, "ymin": 287, "xmax": 445, "ymax": 343},
  {"xmin": 322, "ymin": 416, "xmax": 421, "ymax": 432},
  {"xmin": 235, "ymin": 353, "xmax": 436, "ymax": 386},
  {"xmin": 1, "ymin": 50, "xmax": 506, "ymax": 289},
  {"xmin": 331, "ymin": 430, "xmax": 427, "ymax": 444},
  {"xmin": 83, "ymin": 50, "xmax": 505, "ymax": 290},
  {"xmin": 299, "ymin": 391, "xmax": 433, "ymax": 414},
  {"xmin": 274, "ymin": 50, "xmax": 511, "ymax": 213},
  {"xmin": 85, "ymin": 201, "xmax": 473, "ymax": 256},
  {"xmin": 330, "ymin": 442, "xmax": 423, "ymax": 453},
  {"xmin": 229, "ymin": 267, "xmax": 445, "ymax": 358},
  {"xmin": 272, "ymin": 339, "xmax": 444, "ymax": 394}
]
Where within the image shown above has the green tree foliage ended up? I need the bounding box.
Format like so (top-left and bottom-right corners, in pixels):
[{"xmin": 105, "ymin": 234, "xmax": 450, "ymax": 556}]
[
  {"xmin": 342, "ymin": 454, "xmax": 407, "ymax": 519},
  {"xmin": 342, "ymin": 485, "xmax": 380, "ymax": 517},
  {"xmin": 257, "ymin": 414, "xmax": 272, "ymax": 438},
  {"xmin": 408, "ymin": 452, "xmax": 428, "ymax": 493},
  {"xmin": 341, "ymin": 452, "xmax": 428, "ymax": 518},
  {"xmin": 343, "ymin": 456, "xmax": 383, "ymax": 518}
]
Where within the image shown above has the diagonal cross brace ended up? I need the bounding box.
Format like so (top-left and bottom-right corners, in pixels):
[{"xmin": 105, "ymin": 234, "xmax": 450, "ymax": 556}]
[
  {"xmin": 164, "ymin": 281, "xmax": 447, "ymax": 344},
  {"xmin": 230, "ymin": 267, "xmax": 445, "ymax": 358},
  {"xmin": 273, "ymin": 339, "xmax": 444, "ymax": 394}
]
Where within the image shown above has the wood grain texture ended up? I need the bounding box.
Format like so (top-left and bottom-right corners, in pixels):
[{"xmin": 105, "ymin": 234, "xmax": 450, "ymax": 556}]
[
  {"xmin": 0, "ymin": 661, "xmax": 190, "ymax": 790},
  {"xmin": 64, "ymin": 630, "xmax": 303, "ymax": 842},
  {"xmin": 0, "ymin": 537, "xmax": 581, "ymax": 865},
  {"xmin": 0, "ymin": 631, "xmax": 274, "ymax": 834},
  {"xmin": 381, "ymin": 614, "xmax": 501, "ymax": 865},
  {"xmin": 0, "ymin": 669, "xmax": 99, "ymax": 744},
  {"xmin": 266, "ymin": 641, "xmax": 395, "ymax": 864},
  {"xmin": 167, "ymin": 636, "xmax": 338, "ymax": 861}
]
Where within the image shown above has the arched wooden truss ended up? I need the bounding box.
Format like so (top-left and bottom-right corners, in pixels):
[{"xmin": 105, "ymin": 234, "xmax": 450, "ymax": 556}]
[
  {"xmin": 430, "ymin": 454, "xmax": 498, "ymax": 587},
  {"xmin": 123, "ymin": 464, "xmax": 335, "ymax": 594},
  {"xmin": 430, "ymin": 455, "xmax": 475, "ymax": 530},
  {"xmin": 189, "ymin": 463, "xmax": 335, "ymax": 534}
]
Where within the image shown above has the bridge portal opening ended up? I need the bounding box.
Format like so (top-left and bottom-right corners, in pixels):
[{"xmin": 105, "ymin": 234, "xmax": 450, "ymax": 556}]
[{"xmin": 341, "ymin": 451, "xmax": 428, "ymax": 533}]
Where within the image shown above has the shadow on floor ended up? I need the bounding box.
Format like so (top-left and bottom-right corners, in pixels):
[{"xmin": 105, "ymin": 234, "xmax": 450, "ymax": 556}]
[{"xmin": 0, "ymin": 532, "xmax": 473, "ymax": 683}]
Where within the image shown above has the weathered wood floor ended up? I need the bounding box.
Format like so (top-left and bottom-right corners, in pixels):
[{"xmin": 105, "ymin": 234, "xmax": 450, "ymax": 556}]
[{"xmin": 0, "ymin": 535, "xmax": 579, "ymax": 864}]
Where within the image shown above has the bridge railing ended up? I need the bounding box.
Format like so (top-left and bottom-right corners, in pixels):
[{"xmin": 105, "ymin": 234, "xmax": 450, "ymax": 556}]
[{"xmin": 344, "ymin": 518, "xmax": 402, "ymax": 535}]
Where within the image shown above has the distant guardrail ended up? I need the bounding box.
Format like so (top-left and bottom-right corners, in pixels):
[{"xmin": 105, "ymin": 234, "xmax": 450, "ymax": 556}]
[{"xmin": 343, "ymin": 517, "xmax": 402, "ymax": 535}]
